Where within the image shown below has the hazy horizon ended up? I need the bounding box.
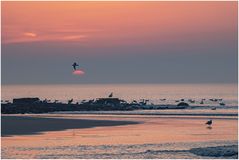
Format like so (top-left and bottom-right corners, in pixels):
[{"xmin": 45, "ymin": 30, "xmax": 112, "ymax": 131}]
[{"xmin": 1, "ymin": 82, "xmax": 238, "ymax": 86}]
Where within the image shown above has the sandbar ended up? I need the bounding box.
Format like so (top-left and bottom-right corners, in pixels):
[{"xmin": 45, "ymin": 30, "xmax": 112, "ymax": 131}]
[{"xmin": 1, "ymin": 115, "xmax": 139, "ymax": 137}]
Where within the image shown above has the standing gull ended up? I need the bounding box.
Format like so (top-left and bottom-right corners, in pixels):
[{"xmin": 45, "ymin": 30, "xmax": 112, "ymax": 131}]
[{"xmin": 205, "ymin": 119, "xmax": 212, "ymax": 126}]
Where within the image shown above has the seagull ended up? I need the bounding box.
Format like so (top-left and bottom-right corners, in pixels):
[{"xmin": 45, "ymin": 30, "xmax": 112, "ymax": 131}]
[
  {"xmin": 188, "ymin": 99, "xmax": 195, "ymax": 103},
  {"xmin": 68, "ymin": 98, "xmax": 73, "ymax": 104},
  {"xmin": 205, "ymin": 119, "xmax": 212, "ymax": 126},
  {"xmin": 200, "ymin": 100, "xmax": 204, "ymax": 104},
  {"xmin": 72, "ymin": 62, "xmax": 79, "ymax": 70},
  {"xmin": 108, "ymin": 92, "xmax": 113, "ymax": 98},
  {"xmin": 219, "ymin": 102, "xmax": 225, "ymax": 106}
]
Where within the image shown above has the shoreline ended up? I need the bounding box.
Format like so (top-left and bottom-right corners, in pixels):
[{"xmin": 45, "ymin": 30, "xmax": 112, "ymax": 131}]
[{"xmin": 1, "ymin": 115, "xmax": 139, "ymax": 137}]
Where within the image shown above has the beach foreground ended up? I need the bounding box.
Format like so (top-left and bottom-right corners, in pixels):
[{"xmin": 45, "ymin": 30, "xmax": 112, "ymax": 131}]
[
  {"xmin": 1, "ymin": 113, "xmax": 238, "ymax": 159},
  {"xmin": 1, "ymin": 116, "xmax": 139, "ymax": 137}
]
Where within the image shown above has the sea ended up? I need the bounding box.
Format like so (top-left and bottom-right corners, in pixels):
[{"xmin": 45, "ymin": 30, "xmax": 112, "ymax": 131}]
[
  {"xmin": 1, "ymin": 83, "xmax": 238, "ymax": 159},
  {"xmin": 1, "ymin": 83, "xmax": 238, "ymax": 107}
]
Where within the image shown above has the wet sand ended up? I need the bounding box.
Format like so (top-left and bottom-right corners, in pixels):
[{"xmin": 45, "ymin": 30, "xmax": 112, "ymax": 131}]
[
  {"xmin": 1, "ymin": 115, "xmax": 139, "ymax": 137},
  {"xmin": 1, "ymin": 114, "xmax": 238, "ymax": 159}
]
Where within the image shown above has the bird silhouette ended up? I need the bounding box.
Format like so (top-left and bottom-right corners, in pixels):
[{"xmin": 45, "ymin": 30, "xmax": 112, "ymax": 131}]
[
  {"xmin": 211, "ymin": 107, "xmax": 217, "ymax": 110},
  {"xmin": 68, "ymin": 98, "xmax": 73, "ymax": 104},
  {"xmin": 205, "ymin": 119, "xmax": 212, "ymax": 126},
  {"xmin": 200, "ymin": 100, "xmax": 204, "ymax": 104},
  {"xmin": 108, "ymin": 92, "xmax": 113, "ymax": 98},
  {"xmin": 72, "ymin": 62, "xmax": 79, "ymax": 70},
  {"xmin": 219, "ymin": 102, "xmax": 225, "ymax": 106}
]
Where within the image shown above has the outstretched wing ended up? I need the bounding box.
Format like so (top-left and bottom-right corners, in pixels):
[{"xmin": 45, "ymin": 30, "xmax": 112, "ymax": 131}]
[{"xmin": 72, "ymin": 62, "xmax": 79, "ymax": 70}]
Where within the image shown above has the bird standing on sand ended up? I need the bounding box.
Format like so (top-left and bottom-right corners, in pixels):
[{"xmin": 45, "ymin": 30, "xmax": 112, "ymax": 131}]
[
  {"xmin": 72, "ymin": 62, "xmax": 79, "ymax": 70},
  {"xmin": 205, "ymin": 119, "xmax": 212, "ymax": 126}
]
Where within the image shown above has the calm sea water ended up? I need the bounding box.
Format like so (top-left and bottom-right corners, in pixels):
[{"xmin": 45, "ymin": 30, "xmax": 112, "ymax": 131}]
[
  {"xmin": 2, "ymin": 84, "xmax": 237, "ymax": 159},
  {"xmin": 1, "ymin": 84, "xmax": 238, "ymax": 107}
]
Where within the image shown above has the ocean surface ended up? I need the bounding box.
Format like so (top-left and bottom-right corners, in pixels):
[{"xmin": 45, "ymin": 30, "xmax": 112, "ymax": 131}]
[
  {"xmin": 2, "ymin": 84, "xmax": 238, "ymax": 159},
  {"xmin": 1, "ymin": 83, "xmax": 238, "ymax": 107}
]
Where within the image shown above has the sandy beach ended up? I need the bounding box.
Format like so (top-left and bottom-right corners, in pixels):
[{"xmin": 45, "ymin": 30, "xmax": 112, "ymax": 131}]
[{"xmin": 1, "ymin": 113, "xmax": 238, "ymax": 159}]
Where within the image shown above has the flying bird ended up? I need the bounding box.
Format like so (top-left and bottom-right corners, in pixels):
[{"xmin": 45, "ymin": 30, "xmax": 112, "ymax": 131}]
[
  {"xmin": 72, "ymin": 62, "xmax": 79, "ymax": 70},
  {"xmin": 205, "ymin": 119, "xmax": 212, "ymax": 126}
]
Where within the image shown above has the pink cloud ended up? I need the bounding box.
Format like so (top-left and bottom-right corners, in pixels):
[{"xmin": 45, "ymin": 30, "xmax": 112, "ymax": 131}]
[
  {"xmin": 2, "ymin": 29, "xmax": 89, "ymax": 44},
  {"xmin": 24, "ymin": 32, "xmax": 37, "ymax": 37}
]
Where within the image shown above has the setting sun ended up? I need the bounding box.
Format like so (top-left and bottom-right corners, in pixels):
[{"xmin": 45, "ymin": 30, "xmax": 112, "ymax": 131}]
[{"xmin": 73, "ymin": 69, "xmax": 85, "ymax": 76}]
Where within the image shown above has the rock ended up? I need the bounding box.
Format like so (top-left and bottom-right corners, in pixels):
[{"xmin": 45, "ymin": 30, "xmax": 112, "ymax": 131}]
[
  {"xmin": 13, "ymin": 97, "xmax": 40, "ymax": 104},
  {"xmin": 189, "ymin": 145, "xmax": 238, "ymax": 158}
]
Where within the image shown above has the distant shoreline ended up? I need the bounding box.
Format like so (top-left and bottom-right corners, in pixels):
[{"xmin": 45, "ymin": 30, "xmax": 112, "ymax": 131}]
[{"xmin": 1, "ymin": 115, "xmax": 139, "ymax": 137}]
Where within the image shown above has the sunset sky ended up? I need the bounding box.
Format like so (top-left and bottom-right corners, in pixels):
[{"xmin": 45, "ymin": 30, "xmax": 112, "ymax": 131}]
[{"xmin": 2, "ymin": 1, "xmax": 238, "ymax": 84}]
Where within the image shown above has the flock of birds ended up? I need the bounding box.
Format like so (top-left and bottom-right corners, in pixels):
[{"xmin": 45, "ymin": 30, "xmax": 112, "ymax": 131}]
[
  {"xmin": 40, "ymin": 96, "xmax": 216, "ymax": 128},
  {"xmin": 1, "ymin": 97, "xmax": 226, "ymax": 107},
  {"xmin": 0, "ymin": 63, "xmax": 222, "ymax": 129},
  {"xmin": 159, "ymin": 98, "xmax": 226, "ymax": 106},
  {"xmin": 70, "ymin": 63, "xmax": 218, "ymax": 127},
  {"xmin": 2, "ymin": 89, "xmax": 221, "ymax": 129},
  {"xmin": 159, "ymin": 98, "xmax": 216, "ymax": 128}
]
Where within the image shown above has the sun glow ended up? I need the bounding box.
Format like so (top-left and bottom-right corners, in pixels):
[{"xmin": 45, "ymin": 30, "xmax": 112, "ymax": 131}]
[
  {"xmin": 73, "ymin": 69, "xmax": 85, "ymax": 76},
  {"xmin": 24, "ymin": 32, "xmax": 37, "ymax": 37},
  {"xmin": 3, "ymin": 2, "xmax": 236, "ymax": 46}
]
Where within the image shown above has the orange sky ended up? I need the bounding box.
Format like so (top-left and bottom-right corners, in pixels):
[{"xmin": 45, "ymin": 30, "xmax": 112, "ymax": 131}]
[
  {"xmin": 1, "ymin": 1, "xmax": 238, "ymax": 84},
  {"xmin": 2, "ymin": 1, "xmax": 237, "ymax": 46}
]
